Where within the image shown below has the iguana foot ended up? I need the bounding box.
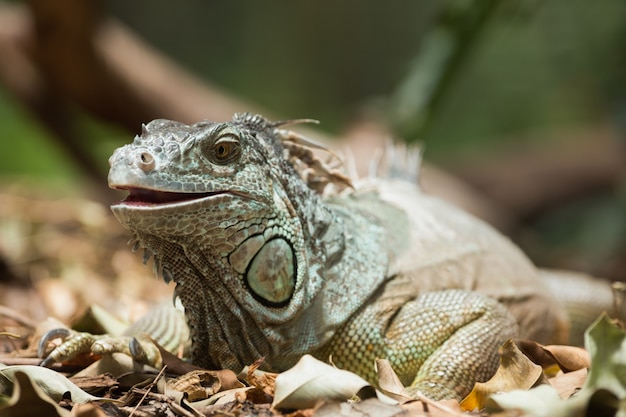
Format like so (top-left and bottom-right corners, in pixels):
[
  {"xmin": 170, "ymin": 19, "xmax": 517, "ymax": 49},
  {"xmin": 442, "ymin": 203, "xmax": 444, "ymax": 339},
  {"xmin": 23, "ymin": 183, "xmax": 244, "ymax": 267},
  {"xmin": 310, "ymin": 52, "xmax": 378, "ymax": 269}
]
[{"xmin": 38, "ymin": 328, "xmax": 163, "ymax": 368}]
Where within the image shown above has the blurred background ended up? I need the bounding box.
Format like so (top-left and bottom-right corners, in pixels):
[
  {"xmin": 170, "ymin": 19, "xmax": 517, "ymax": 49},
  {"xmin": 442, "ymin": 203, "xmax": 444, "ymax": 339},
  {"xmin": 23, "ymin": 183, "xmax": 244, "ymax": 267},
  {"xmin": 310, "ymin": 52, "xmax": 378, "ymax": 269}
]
[{"xmin": 0, "ymin": 0, "xmax": 624, "ymax": 322}]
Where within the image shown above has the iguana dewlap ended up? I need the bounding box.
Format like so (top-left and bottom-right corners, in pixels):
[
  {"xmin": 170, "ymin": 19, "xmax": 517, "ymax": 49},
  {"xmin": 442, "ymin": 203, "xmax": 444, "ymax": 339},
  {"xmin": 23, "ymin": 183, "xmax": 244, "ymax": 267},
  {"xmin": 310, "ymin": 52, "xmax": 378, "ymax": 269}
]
[{"xmin": 46, "ymin": 113, "xmax": 607, "ymax": 400}]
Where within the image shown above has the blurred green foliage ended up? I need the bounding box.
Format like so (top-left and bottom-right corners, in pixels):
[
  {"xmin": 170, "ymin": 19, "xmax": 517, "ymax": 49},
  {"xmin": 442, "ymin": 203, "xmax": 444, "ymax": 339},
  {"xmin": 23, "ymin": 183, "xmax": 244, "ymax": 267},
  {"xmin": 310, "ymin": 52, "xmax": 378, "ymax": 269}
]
[
  {"xmin": 0, "ymin": 89, "xmax": 77, "ymax": 185},
  {"xmin": 0, "ymin": 0, "xmax": 624, "ymax": 177},
  {"xmin": 104, "ymin": 0, "xmax": 624, "ymax": 154},
  {"xmin": 0, "ymin": 87, "xmax": 128, "ymax": 187}
]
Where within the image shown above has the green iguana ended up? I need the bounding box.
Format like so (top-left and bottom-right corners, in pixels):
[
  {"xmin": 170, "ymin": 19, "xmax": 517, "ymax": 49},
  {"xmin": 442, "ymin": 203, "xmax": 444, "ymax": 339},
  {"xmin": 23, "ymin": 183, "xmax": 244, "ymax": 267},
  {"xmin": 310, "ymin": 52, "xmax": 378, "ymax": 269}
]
[{"xmin": 39, "ymin": 113, "xmax": 612, "ymax": 400}]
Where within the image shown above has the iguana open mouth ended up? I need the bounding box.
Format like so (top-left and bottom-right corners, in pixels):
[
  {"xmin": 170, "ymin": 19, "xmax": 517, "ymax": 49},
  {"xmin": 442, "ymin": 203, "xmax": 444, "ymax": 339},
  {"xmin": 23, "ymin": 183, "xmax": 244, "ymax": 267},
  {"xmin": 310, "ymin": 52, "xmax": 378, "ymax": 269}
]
[{"xmin": 118, "ymin": 187, "xmax": 226, "ymax": 205}]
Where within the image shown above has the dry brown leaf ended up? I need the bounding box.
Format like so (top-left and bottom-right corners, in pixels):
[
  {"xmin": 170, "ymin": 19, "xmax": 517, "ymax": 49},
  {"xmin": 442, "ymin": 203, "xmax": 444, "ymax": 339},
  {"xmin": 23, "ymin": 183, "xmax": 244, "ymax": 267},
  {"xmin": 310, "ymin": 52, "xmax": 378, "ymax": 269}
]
[
  {"xmin": 516, "ymin": 339, "xmax": 590, "ymax": 375},
  {"xmin": 375, "ymin": 358, "xmax": 413, "ymax": 403},
  {"xmin": 542, "ymin": 345, "xmax": 590, "ymax": 372},
  {"xmin": 238, "ymin": 386, "xmax": 273, "ymax": 404},
  {"xmin": 207, "ymin": 386, "xmax": 255, "ymax": 405},
  {"xmin": 401, "ymin": 398, "xmax": 465, "ymax": 417},
  {"xmin": 72, "ymin": 353, "xmax": 156, "ymax": 378},
  {"xmin": 272, "ymin": 354, "xmax": 371, "ymax": 410},
  {"xmin": 515, "ymin": 338, "xmax": 559, "ymax": 368},
  {"xmin": 460, "ymin": 339, "xmax": 544, "ymax": 411},
  {"xmin": 0, "ymin": 370, "xmax": 71, "ymax": 417},
  {"xmin": 156, "ymin": 342, "xmax": 202, "ymax": 375},
  {"xmin": 69, "ymin": 374, "xmax": 118, "ymax": 393},
  {"xmin": 165, "ymin": 368, "xmax": 244, "ymax": 402},
  {"xmin": 0, "ymin": 364, "xmax": 107, "ymax": 403},
  {"xmin": 549, "ymin": 367, "xmax": 587, "ymax": 399},
  {"xmin": 281, "ymin": 407, "xmax": 316, "ymax": 417},
  {"xmin": 247, "ymin": 357, "xmax": 278, "ymax": 397},
  {"xmin": 314, "ymin": 398, "xmax": 403, "ymax": 417},
  {"xmin": 166, "ymin": 370, "xmax": 223, "ymax": 401},
  {"xmin": 70, "ymin": 403, "xmax": 109, "ymax": 417}
]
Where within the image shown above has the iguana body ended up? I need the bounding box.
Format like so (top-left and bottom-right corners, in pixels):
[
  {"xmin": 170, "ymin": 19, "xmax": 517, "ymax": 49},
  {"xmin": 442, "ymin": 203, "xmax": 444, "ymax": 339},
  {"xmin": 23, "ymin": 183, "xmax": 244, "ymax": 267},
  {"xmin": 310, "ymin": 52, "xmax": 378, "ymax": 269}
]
[{"xmin": 44, "ymin": 114, "xmax": 609, "ymax": 400}]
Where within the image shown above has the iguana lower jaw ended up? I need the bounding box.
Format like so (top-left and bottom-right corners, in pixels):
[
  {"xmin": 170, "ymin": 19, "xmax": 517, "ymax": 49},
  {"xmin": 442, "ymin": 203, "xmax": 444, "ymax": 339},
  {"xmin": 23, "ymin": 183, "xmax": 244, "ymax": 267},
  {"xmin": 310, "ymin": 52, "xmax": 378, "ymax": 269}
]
[{"xmin": 109, "ymin": 190, "xmax": 261, "ymax": 237}]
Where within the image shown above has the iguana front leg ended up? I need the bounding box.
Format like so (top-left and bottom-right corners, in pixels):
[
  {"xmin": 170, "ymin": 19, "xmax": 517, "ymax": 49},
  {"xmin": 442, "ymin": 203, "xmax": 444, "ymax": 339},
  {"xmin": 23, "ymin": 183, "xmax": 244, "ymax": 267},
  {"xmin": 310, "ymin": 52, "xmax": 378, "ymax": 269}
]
[
  {"xmin": 39, "ymin": 304, "xmax": 190, "ymax": 368},
  {"xmin": 316, "ymin": 289, "xmax": 518, "ymax": 400}
]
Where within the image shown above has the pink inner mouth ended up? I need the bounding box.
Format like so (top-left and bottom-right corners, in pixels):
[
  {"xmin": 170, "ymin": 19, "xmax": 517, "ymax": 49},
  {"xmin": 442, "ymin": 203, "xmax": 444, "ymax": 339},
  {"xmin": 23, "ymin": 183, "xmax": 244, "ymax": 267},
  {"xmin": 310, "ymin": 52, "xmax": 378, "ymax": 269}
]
[{"xmin": 117, "ymin": 187, "xmax": 225, "ymax": 205}]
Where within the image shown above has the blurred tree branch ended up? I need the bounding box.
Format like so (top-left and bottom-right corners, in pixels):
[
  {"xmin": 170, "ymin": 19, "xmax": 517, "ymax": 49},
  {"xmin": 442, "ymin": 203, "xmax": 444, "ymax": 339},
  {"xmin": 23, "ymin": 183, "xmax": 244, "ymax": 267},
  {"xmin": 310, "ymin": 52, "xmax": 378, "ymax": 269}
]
[{"xmin": 0, "ymin": 0, "xmax": 260, "ymax": 196}]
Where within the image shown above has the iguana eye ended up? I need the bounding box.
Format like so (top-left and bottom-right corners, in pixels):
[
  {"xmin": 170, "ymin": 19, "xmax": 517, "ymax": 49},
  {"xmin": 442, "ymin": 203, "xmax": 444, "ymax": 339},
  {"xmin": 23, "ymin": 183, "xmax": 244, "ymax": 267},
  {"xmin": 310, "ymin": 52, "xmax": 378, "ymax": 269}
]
[
  {"xmin": 215, "ymin": 143, "xmax": 230, "ymax": 158},
  {"xmin": 209, "ymin": 135, "xmax": 241, "ymax": 164}
]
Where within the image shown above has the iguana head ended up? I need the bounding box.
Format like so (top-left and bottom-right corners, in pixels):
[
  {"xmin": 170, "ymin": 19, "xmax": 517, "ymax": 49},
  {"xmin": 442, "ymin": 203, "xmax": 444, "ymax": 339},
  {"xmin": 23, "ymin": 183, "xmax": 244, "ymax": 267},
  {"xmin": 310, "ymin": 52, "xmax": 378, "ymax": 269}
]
[
  {"xmin": 108, "ymin": 114, "xmax": 277, "ymax": 209},
  {"xmin": 108, "ymin": 114, "xmax": 351, "ymax": 368},
  {"xmin": 109, "ymin": 114, "xmax": 312, "ymax": 305}
]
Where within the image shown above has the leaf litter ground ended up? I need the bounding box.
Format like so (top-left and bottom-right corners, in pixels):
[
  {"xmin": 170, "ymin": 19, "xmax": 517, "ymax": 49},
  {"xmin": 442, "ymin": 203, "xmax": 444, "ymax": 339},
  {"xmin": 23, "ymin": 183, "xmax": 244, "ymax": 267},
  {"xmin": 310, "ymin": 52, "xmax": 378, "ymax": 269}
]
[{"xmin": 0, "ymin": 189, "xmax": 625, "ymax": 416}]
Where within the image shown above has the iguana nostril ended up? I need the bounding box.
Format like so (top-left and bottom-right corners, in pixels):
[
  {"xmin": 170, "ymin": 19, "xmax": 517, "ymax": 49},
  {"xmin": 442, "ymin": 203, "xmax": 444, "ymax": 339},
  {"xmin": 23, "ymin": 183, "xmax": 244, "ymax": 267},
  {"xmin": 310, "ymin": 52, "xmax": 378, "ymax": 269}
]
[{"xmin": 138, "ymin": 152, "xmax": 155, "ymax": 171}]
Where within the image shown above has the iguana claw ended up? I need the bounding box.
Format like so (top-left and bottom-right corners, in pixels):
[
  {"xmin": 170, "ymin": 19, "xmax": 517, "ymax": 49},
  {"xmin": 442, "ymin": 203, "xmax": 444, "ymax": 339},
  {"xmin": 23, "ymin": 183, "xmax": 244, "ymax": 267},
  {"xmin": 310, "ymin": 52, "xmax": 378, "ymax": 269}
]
[
  {"xmin": 38, "ymin": 328, "xmax": 101, "ymax": 367},
  {"xmin": 37, "ymin": 327, "xmax": 71, "ymax": 360},
  {"xmin": 128, "ymin": 336, "xmax": 163, "ymax": 367}
]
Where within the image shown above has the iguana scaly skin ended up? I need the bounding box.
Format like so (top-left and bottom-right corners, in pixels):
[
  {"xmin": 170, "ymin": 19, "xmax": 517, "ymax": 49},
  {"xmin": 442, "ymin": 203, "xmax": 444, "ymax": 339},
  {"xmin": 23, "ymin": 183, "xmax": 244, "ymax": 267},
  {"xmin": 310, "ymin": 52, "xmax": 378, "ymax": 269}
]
[{"xmin": 60, "ymin": 113, "xmax": 602, "ymax": 400}]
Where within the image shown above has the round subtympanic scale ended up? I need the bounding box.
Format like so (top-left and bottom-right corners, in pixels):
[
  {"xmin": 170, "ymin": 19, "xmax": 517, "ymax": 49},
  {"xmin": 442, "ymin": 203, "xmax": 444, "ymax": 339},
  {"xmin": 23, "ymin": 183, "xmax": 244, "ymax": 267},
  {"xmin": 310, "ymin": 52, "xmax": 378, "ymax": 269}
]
[{"xmin": 246, "ymin": 238, "xmax": 295, "ymax": 303}]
